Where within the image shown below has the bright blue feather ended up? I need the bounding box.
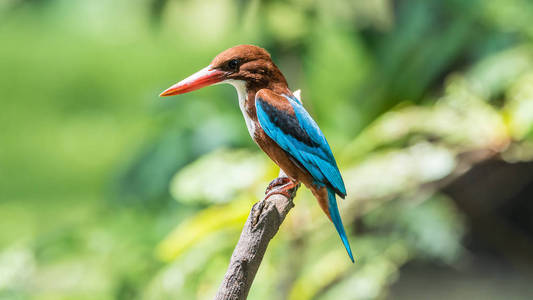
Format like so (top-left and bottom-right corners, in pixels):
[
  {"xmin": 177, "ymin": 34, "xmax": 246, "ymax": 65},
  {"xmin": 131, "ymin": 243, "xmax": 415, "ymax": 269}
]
[{"xmin": 327, "ymin": 187, "xmax": 354, "ymax": 262}]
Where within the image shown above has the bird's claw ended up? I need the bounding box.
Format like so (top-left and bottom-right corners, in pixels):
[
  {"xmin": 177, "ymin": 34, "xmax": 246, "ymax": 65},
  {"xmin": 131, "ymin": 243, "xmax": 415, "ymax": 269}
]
[
  {"xmin": 252, "ymin": 178, "xmax": 299, "ymax": 227},
  {"xmin": 264, "ymin": 179, "xmax": 300, "ymax": 201},
  {"xmin": 289, "ymin": 182, "xmax": 301, "ymax": 198},
  {"xmin": 265, "ymin": 177, "xmax": 293, "ymax": 194}
]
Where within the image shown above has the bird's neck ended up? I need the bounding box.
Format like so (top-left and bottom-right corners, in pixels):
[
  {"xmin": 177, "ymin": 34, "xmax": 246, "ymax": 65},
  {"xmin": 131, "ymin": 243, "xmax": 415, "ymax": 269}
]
[
  {"xmin": 227, "ymin": 79, "xmax": 290, "ymax": 117},
  {"xmin": 225, "ymin": 80, "xmax": 257, "ymax": 138}
]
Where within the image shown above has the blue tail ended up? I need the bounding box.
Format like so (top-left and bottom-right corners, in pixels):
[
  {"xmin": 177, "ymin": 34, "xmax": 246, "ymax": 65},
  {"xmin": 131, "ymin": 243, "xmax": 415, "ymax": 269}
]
[{"xmin": 327, "ymin": 187, "xmax": 354, "ymax": 262}]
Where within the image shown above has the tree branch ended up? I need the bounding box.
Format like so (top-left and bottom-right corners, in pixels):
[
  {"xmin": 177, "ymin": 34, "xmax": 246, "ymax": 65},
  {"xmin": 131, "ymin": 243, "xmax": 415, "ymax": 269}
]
[{"xmin": 214, "ymin": 170, "xmax": 300, "ymax": 300}]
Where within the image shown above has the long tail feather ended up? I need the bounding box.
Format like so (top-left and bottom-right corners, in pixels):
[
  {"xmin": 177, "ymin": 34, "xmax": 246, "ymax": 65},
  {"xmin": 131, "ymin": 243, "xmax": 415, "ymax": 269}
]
[{"xmin": 327, "ymin": 187, "xmax": 354, "ymax": 262}]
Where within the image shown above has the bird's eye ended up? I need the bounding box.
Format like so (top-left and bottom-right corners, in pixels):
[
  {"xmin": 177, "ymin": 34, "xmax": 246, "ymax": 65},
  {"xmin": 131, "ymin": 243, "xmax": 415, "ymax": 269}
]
[{"xmin": 227, "ymin": 59, "xmax": 240, "ymax": 70}]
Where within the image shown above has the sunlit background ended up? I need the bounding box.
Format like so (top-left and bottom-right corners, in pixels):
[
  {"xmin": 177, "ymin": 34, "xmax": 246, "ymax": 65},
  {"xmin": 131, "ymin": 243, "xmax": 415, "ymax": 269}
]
[{"xmin": 2, "ymin": 0, "xmax": 533, "ymax": 299}]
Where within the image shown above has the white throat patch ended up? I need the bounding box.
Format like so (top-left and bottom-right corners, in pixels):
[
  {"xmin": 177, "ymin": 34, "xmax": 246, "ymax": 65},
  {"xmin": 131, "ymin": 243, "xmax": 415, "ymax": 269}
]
[{"xmin": 225, "ymin": 79, "xmax": 256, "ymax": 137}]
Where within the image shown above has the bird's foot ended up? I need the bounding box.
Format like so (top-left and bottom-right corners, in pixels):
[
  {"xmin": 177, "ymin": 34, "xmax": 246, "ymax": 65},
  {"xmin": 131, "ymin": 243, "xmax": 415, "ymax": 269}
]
[
  {"xmin": 264, "ymin": 179, "xmax": 300, "ymax": 201},
  {"xmin": 265, "ymin": 177, "xmax": 294, "ymax": 195},
  {"xmin": 252, "ymin": 177, "xmax": 300, "ymax": 227}
]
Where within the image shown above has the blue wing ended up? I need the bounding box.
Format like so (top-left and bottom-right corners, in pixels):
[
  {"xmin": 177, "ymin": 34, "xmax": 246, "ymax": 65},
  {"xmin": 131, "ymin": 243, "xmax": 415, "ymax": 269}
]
[
  {"xmin": 255, "ymin": 90, "xmax": 346, "ymax": 197},
  {"xmin": 256, "ymin": 89, "xmax": 353, "ymax": 262}
]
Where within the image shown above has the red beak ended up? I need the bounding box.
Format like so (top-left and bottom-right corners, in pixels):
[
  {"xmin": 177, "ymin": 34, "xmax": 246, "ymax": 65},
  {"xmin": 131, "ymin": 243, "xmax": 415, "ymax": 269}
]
[{"xmin": 159, "ymin": 66, "xmax": 227, "ymax": 97}]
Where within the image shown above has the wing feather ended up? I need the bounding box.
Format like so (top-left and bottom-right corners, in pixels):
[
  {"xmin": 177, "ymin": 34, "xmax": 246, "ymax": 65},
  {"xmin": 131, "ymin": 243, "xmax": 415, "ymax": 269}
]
[{"xmin": 255, "ymin": 89, "xmax": 346, "ymax": 197}]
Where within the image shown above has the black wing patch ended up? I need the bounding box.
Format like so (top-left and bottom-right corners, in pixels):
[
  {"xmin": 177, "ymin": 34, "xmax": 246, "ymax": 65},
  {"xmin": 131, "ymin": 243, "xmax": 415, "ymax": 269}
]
[{"xmin": 256, "ymin": 98, "xmax": 320, "ymax": 148}]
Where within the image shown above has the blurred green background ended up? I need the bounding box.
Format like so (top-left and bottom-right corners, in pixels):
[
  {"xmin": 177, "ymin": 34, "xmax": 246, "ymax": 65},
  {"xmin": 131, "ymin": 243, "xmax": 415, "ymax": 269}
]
[{"xmin": 2, "ymin": 0, "xmax": 533, "ymax": 299}]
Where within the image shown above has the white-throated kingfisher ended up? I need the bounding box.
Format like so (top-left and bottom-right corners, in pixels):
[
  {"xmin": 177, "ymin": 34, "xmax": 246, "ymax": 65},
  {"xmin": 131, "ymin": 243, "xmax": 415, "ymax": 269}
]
[{"xmin": 160, "ymin": 45, "xmax": 354, "ymax": 262}]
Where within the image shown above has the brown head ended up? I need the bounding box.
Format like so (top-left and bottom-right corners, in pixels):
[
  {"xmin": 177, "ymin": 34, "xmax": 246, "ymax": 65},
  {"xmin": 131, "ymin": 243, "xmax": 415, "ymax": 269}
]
[{"xmin": 160, "ymin": 45, "xmax": 288, "ymax": 97}]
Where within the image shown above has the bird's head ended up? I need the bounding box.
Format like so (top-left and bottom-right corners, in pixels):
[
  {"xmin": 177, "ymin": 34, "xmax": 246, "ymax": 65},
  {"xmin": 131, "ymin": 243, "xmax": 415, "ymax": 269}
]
[{"xmin": 160, "ymin": 45, "xmax": 287, "ymax": 97}]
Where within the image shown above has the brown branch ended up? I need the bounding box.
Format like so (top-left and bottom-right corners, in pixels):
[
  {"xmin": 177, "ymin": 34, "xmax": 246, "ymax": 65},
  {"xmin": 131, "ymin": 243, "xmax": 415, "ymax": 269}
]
[{"xmin": 214, "ymin": 171, "xmax": 300, "ymax": 300}]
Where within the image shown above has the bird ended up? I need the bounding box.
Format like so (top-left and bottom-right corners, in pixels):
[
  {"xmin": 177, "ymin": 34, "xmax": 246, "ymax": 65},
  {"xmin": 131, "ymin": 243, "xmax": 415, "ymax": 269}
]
[{"xmin": 160, "ymin": 45, "xmax": 354, "ymax": 262}]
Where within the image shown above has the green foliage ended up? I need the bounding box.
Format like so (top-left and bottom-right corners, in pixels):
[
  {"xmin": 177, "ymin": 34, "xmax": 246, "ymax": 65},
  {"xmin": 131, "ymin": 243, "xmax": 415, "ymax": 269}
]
[{"xmin": 2, "ymin": 0, "xmax": 533, "ymax": 299}]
